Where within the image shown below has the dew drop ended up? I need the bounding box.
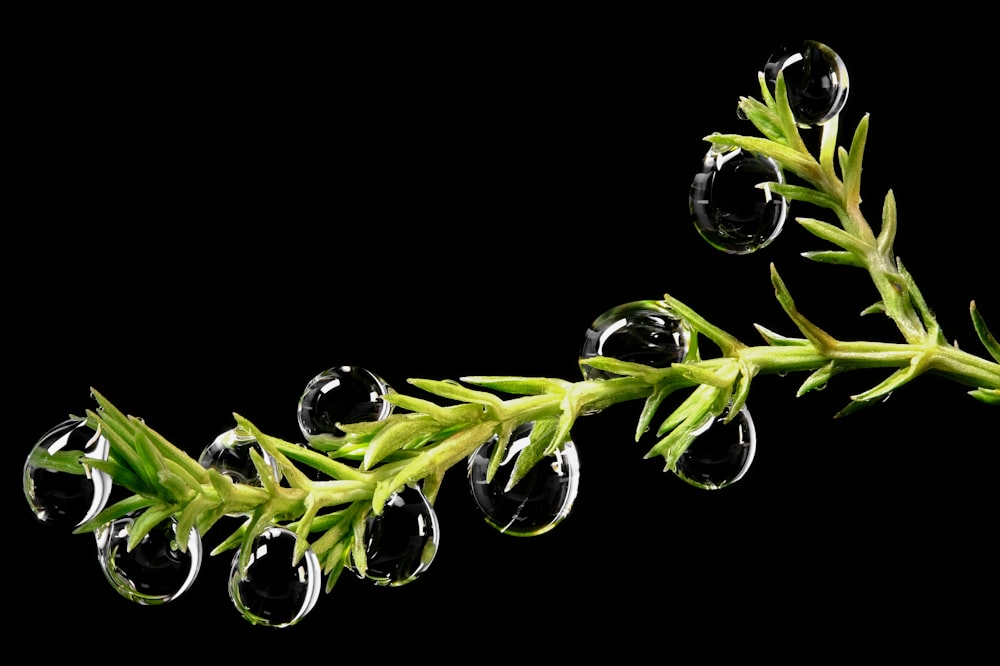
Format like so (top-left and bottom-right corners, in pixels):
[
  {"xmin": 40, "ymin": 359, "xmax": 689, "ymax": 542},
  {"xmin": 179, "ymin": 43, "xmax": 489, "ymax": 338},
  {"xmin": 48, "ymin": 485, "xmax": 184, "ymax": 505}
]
[
  {"xmin": 763, "ymin": 40, "xmax": 849, "ymax": 126},
  {"xmin": 229, "ymin": 526, "xmax": 321, "ymax": 628},
  {"xmin": 94, "ymin": 514, "xmax": 202, "ymax": 605},
  {"xmin": 297, "ymin": 366, "xmax": 393, "ymax": 441},
  {"xmin": 23, "ymin": 417, "xmax": 112, "ymax": 528},
  {"xmin": 580, "ymin": 300, "xmax": 692, "ymax": 380},
  {"xmin": 673, "ymin": 404, "xmax": 756, "ymax": 490},
  {"xmin": 689, "ymin": 144, "xmax": 787, "ymax": 254},
  {"xmin": 353, "ymin": 485, "xmax": 439, "ymax": 587},
  {"xmin": 198, "ymin": 427, "xmax": 279, "ymax": 487},
  {"xmin": 467, "ymin": 422, "xmax": 580, "ymax": 537}
]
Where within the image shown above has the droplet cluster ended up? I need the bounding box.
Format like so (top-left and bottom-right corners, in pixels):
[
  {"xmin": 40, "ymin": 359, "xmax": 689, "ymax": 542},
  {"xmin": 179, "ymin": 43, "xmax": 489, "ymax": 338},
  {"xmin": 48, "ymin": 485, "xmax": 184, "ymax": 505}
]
[
  {"xmin": 690, "ymin": 40, "xmax": 849, "ymax": 254},
  {"xmin": 20, "ymin": 37, "xmax": 845, "ymax": 626}
]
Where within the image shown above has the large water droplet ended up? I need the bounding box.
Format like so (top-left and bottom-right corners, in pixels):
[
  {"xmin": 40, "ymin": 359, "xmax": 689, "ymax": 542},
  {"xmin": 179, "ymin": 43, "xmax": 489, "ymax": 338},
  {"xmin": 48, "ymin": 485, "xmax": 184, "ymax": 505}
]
[
  {"xmin": 198, "ymin": 427, "xmax": 279, "ymax": 487},
  {"xmin": 467, "ymin": 422, "xmax": 580, "ymax": 537},
  {"xmin": 94, "ymin": 514, "xmax": 202, "ymax": 605},
  {"xmin": 580, "ymin": 300, "xmax": 692, "ymax": 381},
  {"xmin": 353, "ymin": 485, "xmax": 439, "ymax": 587},
  {"xmin": 23, "ymin": 417, "xmax": 112, "ymax": 528},
  {"xmin": 297, "ymin": 366, "xmax": 393, "ymax": 441},
  {"xmin": 229, "ymin": 526, "xmax": 321, "ymax": 628},
  {"xmin": 673, "ymin": 404, "xmax": 756, "ymax": 490},
  {"xmin": 689, "ymin": 144, "xmax": 787, "ymax": 254},
  {"xmin": 763, "ymin": 40, "xmax": 849, "ymax": 126}
]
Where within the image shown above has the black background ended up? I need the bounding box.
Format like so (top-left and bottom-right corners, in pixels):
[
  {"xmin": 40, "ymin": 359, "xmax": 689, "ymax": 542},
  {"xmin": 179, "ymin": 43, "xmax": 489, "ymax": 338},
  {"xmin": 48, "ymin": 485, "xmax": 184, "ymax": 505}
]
[{"xmin": 9, "ymin": 8, "xmax": 997, "ymax": 658}]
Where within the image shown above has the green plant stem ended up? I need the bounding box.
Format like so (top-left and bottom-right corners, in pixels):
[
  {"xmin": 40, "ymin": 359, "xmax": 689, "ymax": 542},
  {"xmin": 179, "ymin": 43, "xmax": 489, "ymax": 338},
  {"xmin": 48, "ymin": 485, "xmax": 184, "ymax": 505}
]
[{"xmin": 48, "ymin": 57, "xmax": 1000, "ymax": 605}]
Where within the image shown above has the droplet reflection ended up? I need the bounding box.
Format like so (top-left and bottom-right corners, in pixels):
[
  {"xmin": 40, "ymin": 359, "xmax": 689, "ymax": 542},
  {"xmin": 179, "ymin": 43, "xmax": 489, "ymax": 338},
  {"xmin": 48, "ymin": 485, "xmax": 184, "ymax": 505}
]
[
  {"xmin": 353, "ymin": 485, "xmax": 439, "ymax": 586},
  {"xmin": 297, "ymin": 366, "xmax": 393, "ymax": 441},
  {"xmin": 23, "ymin": 417, "xmax": 112, "ymax": 528},
  {"xmin": 229, "ymin": 526, "xmax": 321, "ymax": 628},
  {"xmin": 690, "ymin": 144, "xmax": 787, "ymax": 254},
  {"xmin": 763, "ymin": 40, "xmax": 849, "ymax": 126},
  {"xmin": 95, "ymin": 514, "xmax": 202, "ymax": 605},
  {"xmin": 580, "ymin": 300, "xmax": 691, "ymax": 381},
  {"xmin": 673, "ymin": 404, "xmax": 756, "ymax": 490},
  {"xmin": 468, "ymin": 422, "xmax": 580, "ymax": 537}
]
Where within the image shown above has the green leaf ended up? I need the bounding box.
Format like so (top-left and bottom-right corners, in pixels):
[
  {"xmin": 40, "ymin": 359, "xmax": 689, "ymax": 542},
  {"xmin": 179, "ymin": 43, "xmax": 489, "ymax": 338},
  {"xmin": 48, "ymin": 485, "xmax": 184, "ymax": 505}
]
[
  {"xmin": 407, "ymin": 378, "xmax": 506, "ymax": 408},
  {"xmin": 634, "ymin": 374, "xmax": 691, "ymax": 440},
  {"xmin": 671, "ymin": 363, "xmax": 732, "ymax": 389},
  {"xmin": 383, "ymin": 393, "xmax": 484, "ymax": 425},
  {"xmin": 753, "ymin": 324, "xmax": 810, "ymax": 347},
  {"xmin": 362, "ymin": 416, "xmax": 438, "ymax": 470},
  {"xmin": 801, "ymin": 250, "xmax": 865, "ymax": 267},
  {"xmin": 768, "ymin": 183, "xmax": 841, "ymax": 211},
  {"xmin": 818, "ymin": 113, "xmax": 840, "ymax": 177},
  {"xmin": 704, "ymin": 134, "xmax": 817, "ymax": 180},
  {"xmin": 770, "ymin": 263, "xmax": 839, "ymax": 351},
  {"xmin": 74, "ymin": 494, "xmax": 154, "ymax": 534},
  {"xmin": 796, "ymin": 217, "xmax": 870, "ymax": 255},
  {"xmin": 860, "ymin": 302, "xmax": 886, "ymax": 316},
  {"xmin": 735, "ymin": 96, "xmax": 783, "ymax": 143},
  {"xmin": 485, "ymin": 421, "xmax": 514, "ymax": 485},
  {"xmin": 374, "ymin": 421, "xmax": 497, "ymax": 513},
  {"xmin": 970, "ymin": 301, "xmax": 1000, "ymax": 363},
  {"xmin": 841, "ymin": 113, "xmax": 870, "ymax": 210},
  {"xmin": 850, "ymin": 355, "xmax": 928, "ymax": 403},
  {"xmin": 507, "ymin": 418, "xmax": 560, "ymax": 491},
  {"xmin": 127, "ymin": 503, "xmax": 179, "ymax": 552},
  {"xmin": 969, "ymin": 388, "xmax": 1000, "ymax": 405},
  {"xmin": 27, "ymin": 447, "xmax": 89, "ymax": 475},
  {"xmin": 876, "ymin": 190, "xmax": 898, "ymax": 259},
  {"xmin": 661, "ymin": 293, "xmax": 744, "ymax": 355},
  {"xmin": 461, "ymin": 376, "xmax": 572, "ymax": 396},
  {"xmin": 797, "ymin": 361, "xmax": 837, "ymax": 397}
]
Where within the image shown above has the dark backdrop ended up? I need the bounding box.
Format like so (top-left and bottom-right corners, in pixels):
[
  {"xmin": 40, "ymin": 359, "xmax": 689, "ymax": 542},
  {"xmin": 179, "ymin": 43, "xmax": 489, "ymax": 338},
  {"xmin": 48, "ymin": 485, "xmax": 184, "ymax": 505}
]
[{"xmin": 9, "ymin": 8, "xmax": 995, "ymax": 658}]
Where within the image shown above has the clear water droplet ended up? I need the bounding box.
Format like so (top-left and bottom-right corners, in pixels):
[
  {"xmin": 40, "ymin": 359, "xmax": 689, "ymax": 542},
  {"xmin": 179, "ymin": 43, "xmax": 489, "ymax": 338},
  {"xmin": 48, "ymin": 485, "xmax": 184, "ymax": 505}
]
[
  {"xmin": 297, "ymin": 366, "xmax": 393, "ymax": 441},
  {"xmin": 580, "ymin": 300, "xmax": 692, "ymax": 381},
  {"xmin": 467, "ymin": 422, "xmax": 580, "ymax": 537},
  {"xmin": 353, "ymin": 485, "xmax": 439, "ymax": 586},
  {"xmin": 674, "ymin": 404, "xmax": 756, "ymax": 490},
  {"xmin": 229, "ymin": 526, "xmax": 321, "ymax": 628},
  {"xmin": 94, "ymin": 514, "xmax": 202, "ymax": 605},
  {"xmin": 23, "ymin": 417, "xmax": 112, "ymax": 528},
  {"xmin": 689, "ymin": 145, "xmax": 787, "ymax": 254},
  {"xmin": 198, "ymin": 427, "xmax": 279, "ymax": 487},
  {"xmin": 763, "ymin": 40, "xmax": 849, "ymax": 126}
]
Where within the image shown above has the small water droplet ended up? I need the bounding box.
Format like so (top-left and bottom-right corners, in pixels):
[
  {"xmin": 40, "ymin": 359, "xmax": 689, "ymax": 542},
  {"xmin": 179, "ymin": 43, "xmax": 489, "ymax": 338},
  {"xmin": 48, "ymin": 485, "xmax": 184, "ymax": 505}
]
[
  {"xmin": 95, "ymin": 514, "xmax": 202, "ymax": 605},
  {"xmin": 689, "ymin": 145, "xmax": 787, "ymax": 254},
  {"xmin": 763, "ymin": 40, "xmax": 849, "ymax": 126},
  {"xmin": 468, "ymin": 422, "xmax": 580, "ymax": 537},
  {"xmin": 23, "ymin": 417, "xmax": 112, "ymax": 528},
  {"xmin": 674, "ymin": 404, "xmax": 756, "ymax": 490},
  {"xmin": 198, "ymin": 427, "xmax": 279, "ymax": 487},
  {"xmin": 229, "ymin": 526, "xmax": 321, "ymax": 628},
  {"xmin": 580, "ymin": 300, "xmax": 692, "ymax": 380},
  {"xmin": 353, "ymin": 485, "xmax": 439, "ymax": 586},
  {"xmin": 297, "ymin": 366, "xmax": 393, "ymax": 441}
]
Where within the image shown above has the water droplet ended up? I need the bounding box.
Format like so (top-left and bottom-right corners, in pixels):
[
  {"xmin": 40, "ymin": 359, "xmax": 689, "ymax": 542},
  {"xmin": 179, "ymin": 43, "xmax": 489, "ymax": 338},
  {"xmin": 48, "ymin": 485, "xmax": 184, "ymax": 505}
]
[
  {"xmin": 580, "ymin": 300, "xmax": 692, "ymax": 380},
  {"xmin": 673, "ymin": 404, "xmax": 756, "ymax": 490},
  {"xmin": 297, "ymin": 366, "xmax": 393, "ymax": 441},
  {"xmin": 467, "ymin": 422, "xmax": 580, "ymax": 537},
  {"xmin": 229, "ymin": 526, "xmax": 321, "ymax": 628},
  {"xmin": 353, "ymin": 485, "xmax": 439, "ymax": 586},
  {"xmin": 198, "ymin": 427, "xmax": 279, "ymax": 487},
  {"xmin": 95, "ymin": 514, "xmax": 202, "ymax": 605},
  {"xmin": 763, "ymin": 40, "xmax": 849, "ymax": 126},
  {"xmin": 690, "ymin": 145, "xmax": 787, "ymax": 254},
  {"xmin": 23, "ymin": 417, "xmax": 112, "ymax": 528}
]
